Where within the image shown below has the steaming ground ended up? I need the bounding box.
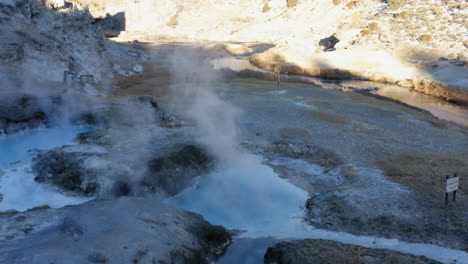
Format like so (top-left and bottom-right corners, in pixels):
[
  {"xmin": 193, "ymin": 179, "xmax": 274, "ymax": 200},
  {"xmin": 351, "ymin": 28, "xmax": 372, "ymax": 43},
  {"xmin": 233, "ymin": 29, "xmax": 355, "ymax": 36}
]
[{"xmin": 0, "ymin": 40, "xmax": 467, "ymax": 263}]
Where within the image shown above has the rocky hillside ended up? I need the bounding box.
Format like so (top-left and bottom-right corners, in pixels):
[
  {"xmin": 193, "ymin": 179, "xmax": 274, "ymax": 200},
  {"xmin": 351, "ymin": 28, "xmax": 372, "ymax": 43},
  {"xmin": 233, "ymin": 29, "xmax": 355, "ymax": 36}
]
[
  {"xmin": 0, "ymin": 0, "xmax": 109, "ymax": 83},
  {"xmin": 68, "ymin": 0, "xmax": 466, "ymax": 61},
  {"xmin": 63, "ymin": 0, "xmax": 468, "ymax": 103}
]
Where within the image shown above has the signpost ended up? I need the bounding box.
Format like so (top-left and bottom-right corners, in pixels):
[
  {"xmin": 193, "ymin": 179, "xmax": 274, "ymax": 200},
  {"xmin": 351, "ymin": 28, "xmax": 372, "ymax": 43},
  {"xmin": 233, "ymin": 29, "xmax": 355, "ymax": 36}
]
[{"xmin": 445, "ymin": 174, "xmax": 459, "ymax": 205}]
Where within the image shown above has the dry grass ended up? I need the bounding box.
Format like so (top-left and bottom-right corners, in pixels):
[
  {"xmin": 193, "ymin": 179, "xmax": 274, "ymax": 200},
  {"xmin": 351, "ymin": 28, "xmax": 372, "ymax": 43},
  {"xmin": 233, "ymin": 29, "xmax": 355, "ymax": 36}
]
[
  {"xmin": 304, "ymin": 109, "xmax": 349, "ymax": 125},
  {"xmin": 377, "ymin": 153, "xmax": 468, "ymax": 205}
]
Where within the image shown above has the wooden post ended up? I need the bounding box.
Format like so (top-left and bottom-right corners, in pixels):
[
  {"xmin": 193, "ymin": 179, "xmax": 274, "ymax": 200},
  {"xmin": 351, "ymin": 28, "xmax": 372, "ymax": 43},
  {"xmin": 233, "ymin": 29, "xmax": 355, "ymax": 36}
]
[
  {"xmin": 453, "ymin": 173, "xmax": 457, "ymax": 202},
  {"xmin": 445, "ymin": 175, "xmax": 449, "ymax": 205}
]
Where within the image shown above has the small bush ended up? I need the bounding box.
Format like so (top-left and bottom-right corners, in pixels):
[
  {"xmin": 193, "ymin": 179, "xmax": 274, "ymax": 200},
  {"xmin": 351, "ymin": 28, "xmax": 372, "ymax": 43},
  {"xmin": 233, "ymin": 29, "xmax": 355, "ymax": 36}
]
[
  {"xmin": 346, "ymin": 1, "xmax": 358, "ymax": 8},
  {"xmin": 368, "ymin": 22, "xmax": 379, "ymax": 32},
  {"xmin": 287, "ymin": 0, "xmax": 298, "ymax": 8},
  {"xmin": 262, "ymin": 2, "xmax": 271, "ymax": 12},
  {"xmin": 333, "ymin": 0, "xmax": 342, "ymax": 5},
  {"xmin": 394, "ymin": 11, "xmax": 409, "ymax": 19},
  {"xmin": 387, "ymin": 0, "xmax": 405, "ymax": 9},
  {"xmin": 420, "ymin": 34, "xmax": 433, "ymax": 42}
]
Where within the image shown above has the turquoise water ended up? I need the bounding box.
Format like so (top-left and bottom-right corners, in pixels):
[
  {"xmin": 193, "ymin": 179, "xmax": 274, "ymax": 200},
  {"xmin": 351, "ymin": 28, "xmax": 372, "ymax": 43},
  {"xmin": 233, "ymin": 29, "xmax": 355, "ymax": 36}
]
[
  {"xmin": 0, "ymin": 126, "xmax": 93, "ymax": 168},
  {"xmin": 0, "ymin": 126, "xmax": 94, "ymax": 212},
  {"xmin": 167, "ymin": 154, "xmax": 308, "ymax": 237}
]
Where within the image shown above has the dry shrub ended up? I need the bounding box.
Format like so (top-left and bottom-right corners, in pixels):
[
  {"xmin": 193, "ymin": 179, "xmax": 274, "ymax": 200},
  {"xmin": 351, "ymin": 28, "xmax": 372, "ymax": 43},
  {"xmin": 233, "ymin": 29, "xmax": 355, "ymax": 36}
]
[
  {"xmin": 346, "ymin": 1, "xmax": 358, "ymax": 8},
  {"xmin": 387, "ymin": 0, "xmax": 405, "ymax": 9},
  {"xmin": 287, "ymin": 0, "xmax": 298, "ymax": 8},
  {"xmin": 262, "ymin": 2, "xmax": 271, "ymax": 12},
  {"xmin": 394, "ymin": 11, "xmax": 409, "ymax": 19},
  {"xmin": 368, "ymin": 22, "xmax": 379, "ymax": 32},
  {"xmin": 420, "ymin": 34, "xmax": 433, "ymax": 42}
]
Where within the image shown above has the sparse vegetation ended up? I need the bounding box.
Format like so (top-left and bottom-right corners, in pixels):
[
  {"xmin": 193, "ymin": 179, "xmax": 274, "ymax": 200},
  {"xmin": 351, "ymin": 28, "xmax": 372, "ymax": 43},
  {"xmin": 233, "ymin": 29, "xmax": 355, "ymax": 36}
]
[
  {"xmin": 262, "ymin": 2, "xmax": 271, "ymax": 12},
  {"xmin": 361, "ymin": 22, "xmax": 379, "ymax": 36},
  {"xmin": 377, "ymin": 153, "xmax": 468, "ymax": 205},
  {"xmin": 394, "ymin": 11, "xmax": 409, "ymax": 19},
  {"xmin": 368, "ymin": 22, "xmax": 379, "ymax": 32},
  {"xmin": 387, "ymin": 0, "xmax": 406, "ymax": 9},
  {"xmin": 420, "ymin": 34, "xmax": 433, "ymax": 42},
  {"xmin": 286, "ymin": 0, "xmax": 298, "ymax": 8}
]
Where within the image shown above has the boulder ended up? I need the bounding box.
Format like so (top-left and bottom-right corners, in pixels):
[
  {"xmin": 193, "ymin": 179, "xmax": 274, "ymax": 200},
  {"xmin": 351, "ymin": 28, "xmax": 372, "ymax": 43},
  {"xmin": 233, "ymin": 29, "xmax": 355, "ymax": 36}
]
[
  {"xmin": 319, "ymin": 34, "xmax": 340, "ymax": 52},
  {"xmin": 32, "ymin": 145, "xmax": 127, "ymax": 196},
  {"xmin": 0, "ymin": 197, "xmax": 232, "ymax": 264},
  {"xmin": 0, "ymin": 94, "xmax": 48, "ymax": 135},
  {"xmin": 144, "ymin": 145, "xmax": 212, "ymax": 195}
]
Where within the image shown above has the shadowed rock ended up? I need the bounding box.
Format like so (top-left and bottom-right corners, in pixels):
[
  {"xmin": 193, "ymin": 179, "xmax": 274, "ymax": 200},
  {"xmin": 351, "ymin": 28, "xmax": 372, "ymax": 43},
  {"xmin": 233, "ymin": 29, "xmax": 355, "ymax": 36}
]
[
  {"xmin": 0, "ymin": 197, "xmax": 231, "ymax": 264},
  {"xmin": 264, "ymin": 239, "xmax": 442, "ymax": 264}
]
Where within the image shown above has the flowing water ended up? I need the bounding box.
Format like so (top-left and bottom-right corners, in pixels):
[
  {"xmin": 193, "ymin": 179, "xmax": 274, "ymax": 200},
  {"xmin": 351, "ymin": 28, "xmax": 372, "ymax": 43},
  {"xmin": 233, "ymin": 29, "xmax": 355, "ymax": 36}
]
[{"xmin": 0, "ymin": 126, "xmax": 93, "ymax": 212}]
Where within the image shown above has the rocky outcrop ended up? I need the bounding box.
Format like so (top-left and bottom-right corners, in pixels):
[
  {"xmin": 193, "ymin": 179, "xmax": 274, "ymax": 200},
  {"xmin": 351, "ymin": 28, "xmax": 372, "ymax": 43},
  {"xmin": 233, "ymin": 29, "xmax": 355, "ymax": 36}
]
[
  {"xmin": 0, "ymin": 94, "xmax": 48, "ymax": 135},
  {"xmin": 0, "ymin": 0, "xmax": 109, "ymax": 82},
  {"xmin": 32, "ymin": 141, "xmax": 212, "ymax": 197},
  {"xmin": 144, "ymin": 145, "xmax": 212, "ymax": 195},
  {"xmin": 264, "ymin": 239, "xmax": 441, "ymax": 264},
  {"xmin": 32, "ymin": 145, "xmax": 126, "ymax": 196},
  {"xmin": 0, "ymin": 197, "xmax": 231, "ymax": 264}
]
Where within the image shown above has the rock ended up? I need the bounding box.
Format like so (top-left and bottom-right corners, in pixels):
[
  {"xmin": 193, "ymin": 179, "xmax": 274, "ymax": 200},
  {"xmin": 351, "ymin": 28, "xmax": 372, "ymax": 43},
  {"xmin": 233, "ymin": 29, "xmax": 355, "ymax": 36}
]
[
  {"xmin": 112, "ymin": 64, "xmax": 122, "ymax": 71},
  {"xmin": 159, "ymin": 110, "xmax": 183, "ymax": 128},
  {"xmin": 133, "ymin": 64, "xmax": 143, "ymax": 73},
  {"xmin": 87, "ymin": 252, "xmax": 108, "ymax": 263},
  {"xmin": 83, "ymin": 83, "xmax": 102, "ymax": 97},
  {"xmin": 319, "ymin": 34, "xmax": 340, "ymax": 52},
  {"xmin": 264, "ymin": 239, "xmax": 442, "ymax": 264},
  {"xmin": 32, "ymin": 145, "xmax": 128, "ymax": 196},
  {"xmin": 74, "ymin": 129, "xmax": 112, "ymax": 146},
  {"xmin": 0, "ymin": 0, "xmax": 110, "ymax": 83},
  {"xmin": 94, "ymin": 12, "xmax": 125, "ymax": 38},
  {"xmin": 128, "ymin": 95, "xmax": 159, "ymax": 109},
  {"xmin": 144, "ymin": 145, "xmax": 212, "ymax": 195},
  {"xmin": 224, "ymin": 44, "xmax": 253, "ymax": 55},
  {"xmin": 0, "ymin": 94, "xmax": 48, "ymax": 135},
  {"xmin": 0, "ymin": 197, "xmax": 232, "ymax": 264},
  {"xmin": 396, "ymin": 79, "xmax": 414, "ymax": 88}
]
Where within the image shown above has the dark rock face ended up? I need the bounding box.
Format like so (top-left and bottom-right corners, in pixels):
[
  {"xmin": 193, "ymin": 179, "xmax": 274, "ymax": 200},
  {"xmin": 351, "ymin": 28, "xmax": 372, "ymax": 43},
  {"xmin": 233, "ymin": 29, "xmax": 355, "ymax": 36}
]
[
  {"xmin": 74, "ymin": 129, "xmax": 112, "ymax": 146},
  {"xmin": 264, "ymin": 239, "xmax": 442, "ymax": 264},
  {"xmin": 128, "ymin": 95, "xmax": 159, "ymax": 110},
  {"xmin": 319, "ymin": 34, "xmax": 340, "ymax": 52},
  {"xmin": 0, "ymin": 197, "xmax": 232, "ymax": 264},
  {"xmin": 94, "ymin": 12, "xmax": 126, "ymax": 38},
  {"xmin": 32, "ymin": 143, "xmax": 211, "ymax": 197},
  {"xmin": 32, "ymin": 145, "xmax": 117, "ymax": 195},
  {"xmin": 144, "ymin": 145, "xmax": 212, "ymax": 195},
  {"xmin": 0, "ymin": 94, "xmax": 48, "ymax": 135}
]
